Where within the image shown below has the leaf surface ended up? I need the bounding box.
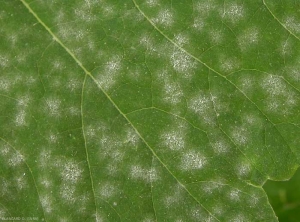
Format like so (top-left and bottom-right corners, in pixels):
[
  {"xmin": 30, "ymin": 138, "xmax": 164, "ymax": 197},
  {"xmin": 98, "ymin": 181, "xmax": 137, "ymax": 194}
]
[{"xmin": 1, "ymin": 0, "xmax": 300, "ymax": 221}]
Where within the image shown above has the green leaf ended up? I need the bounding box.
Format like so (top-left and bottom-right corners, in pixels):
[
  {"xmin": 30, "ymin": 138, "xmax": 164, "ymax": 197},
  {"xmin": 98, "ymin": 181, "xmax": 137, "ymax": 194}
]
[
  {"xmin": 264, "ymin": 168, "xmax": 300, "ymax": 222},
  {"xmin": 0, "ymin": 0, "xmax": 299, "ymax": 221}
]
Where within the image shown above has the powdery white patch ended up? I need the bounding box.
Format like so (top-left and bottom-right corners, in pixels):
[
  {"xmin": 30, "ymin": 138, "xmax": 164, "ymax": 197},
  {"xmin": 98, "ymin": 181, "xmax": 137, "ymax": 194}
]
[
  {"xmin": 230, "ymin": 126, "xmax": 249, "ymax": 146},
  {"xmin": 139, "ymin": 33, "xmax": 154, "ymax": 49},
  {"xmin": 174, "ymin": 33, "xmax": 189, "ymax": 47},
  {"xmin": 222, "ymin": 3, "xmax": 245, "ymax": 24},
  {"xmin": 195, "ymin": 1, "xmax": 217, "ymax": 15},
  {"xmin": 110, "ymin": 150, "xmax": 124, "ymax": 162},
  {"xmin": 0, "ymin": 145, "xmax": 10, "ymax": 157},
  {"xmin": 238, "ymin": 27, "xmax": 259, "ymax": 51},
  {"xmin": 211, "ymin": 140, "xmax": 229, "ymax": 154},
  {"xmin": 236, "ymin": 161, "xmax": 251, "ymax": 178},
  {"xmin": 285, "ymin": 63, "xmax": 300, "ymax": 82},
  {"xmin": 149, "ymin": 167, "xmax": 159, "ymax": 183},
  {"xmin": 161, "ymin": 130, "xmax": 185, "ymax": 151},
  {"xmin": 130, "ymin": 165, "xmax": 148, "ymax": 181},
  {"xmin": 60, "ymin": 184, "xmax": 76, "ymax": 204},
  {"xmin": 61, "ymin": 161, "xmax": 83, "ymax": 184},
  {"xmin": 279, "ymin": 38, "xmax": 292, "ymax": 57},
  {"xmin": 284, "ymin": 16, "xmax": 300, "ymax": 35},
  {"xmin": 106, "ymin": 163, "xmax": 118, "ymax": 176},
  {"xmin": 45, "ymin": 97, "xmax": 61, "ymax": 117},
  {"xmin": 68, "ymin": 106, "xmax": 80, "ymax": 116},
  {"xmin": 212, "ymin": 205, "xmax": 224, "ymax": 216},
  {"xmin": 0, "ymin": 78, "xmax": 12, "ymax": 92},
  {"xmin": 190, "ymin": 208, "xmax": 209, "ymax": 221},
  {"xmin": 15, "ymin": 174, "xmax": 28, "ymax": 190},
  {"xmin": 130, "ymin": 165, "xmax": 159, "ymax": 183},
  {"xmin": 124, "ymin": 128, "xmax": 139, "ymax": 147},
  {"xmin": 40, "ymin": 195, "xmax": 53, "ymax": 213},
  {"xmin": 99, "ymin": 182, "xmax": 117, "ymax": 199},
  {"xmin": 58, "ymin": 25, "xmax": 74, "ymax": 40},
  {"xmin": 38, "ymin": 150, "xmax": 52, "ymax": 169},
  {"xmin": 17, "ymin": 95, "xmax": 31, "ymax": 107},
  {"xmin": 170, "ymin": 49, "xmax": 195, "ymax": 75},
  {"xmin": 189, "ymin": 93, "xmax": 211, "ymax": 114},
  {"xmin": 180, "ymin": 150, "xmax": 206, "ymax": 170},
  {"xmin": 163, "ymin": 81, "xmax": 183, "ymax": 105},
  {"xmin": 74, "ymin": 3, "xmax": 96, "ymax": 22},
  {"xmin": 229, "ymin": 189, "xmax": 240, "ymax": 201},
  {"xmin": 238, "ymin": 76, "xmax": 254, "ymax": 93},
  {"xmin": 67, "ymin": 79, "xmax": 81, "ymax": 92},
  {"xmin": 219, "ymin": 56, "xmax": 240, "ymax": 73},
  {"xmin": 40, "ymin": 177, "xmax": 52, "ymax": 188},
  {"xmin": 105, "ymin": 56, "xmax": 122, "ymax": 74},
  {"xmin": 8, "ymin": 153, "xmax": 24, "ymax": 167},
  {"xmin": 192, "ymin": 17, "xmax": 205, "ymax": 31},
  {"xmin": 52, "ymin": 60, "xmax": 65, "ymax": 71},
  {"xmin": 146, "ymin": 0, "xmax": 159, "ymax": 7},
  {"xmin": 202, "ymin": 182, "xmax": 222, "ymax": 195},
  {"xmin": 208, "ymin": 29, "xmax": 224, "ymax": 44},
  {"xmin": 163, "ymin": 185, "xmax": 183, "ymax": 208},
  {"xmin": 101, "ymin": 2, "xmax": 117, "ymax": 18},
  {"xmin": 96, "ymin": 56, "xmax": 122, "ymax": 91},
  {"xmin": 0, "ymin": 54, "xmax": 9, "ymax": 68},
  {"xmin": 261, "ymin": 74, "xmax": 286, "ymax": 96},
  {"xmin": 25, "ymin": 76, "xmax": 37, "ymax": 86},
  {"xmin": 95, "ymin": 213, "xmax": 104, "ymax": 222},
  {"xmin": 15, "ymin": 110, "xmax": 26, "ymax": 126},
  {"xmin": 242, "ymin": 113, "xmax": 263, "ymax": 128},
  {"xmin": 142, "ymin": 217, "xmax": 155, "ymax": 222},
  {"xmin": 47, "ymin": 133, "xmax": 59, "ymax": 144},
  {"xmin": 231, "ymin": 214, "xmax": 248, "ymax": 222},
  {"xmin": 7, "ymin": 33, "xmax": 18, "ymax": 47},
  {"xmin": 153, "ymin": 9, "xmax": 174, "ymax": 27},
  {"xmin": 98, "ymin": 134, "xmax": 125, "ymax": 162}
]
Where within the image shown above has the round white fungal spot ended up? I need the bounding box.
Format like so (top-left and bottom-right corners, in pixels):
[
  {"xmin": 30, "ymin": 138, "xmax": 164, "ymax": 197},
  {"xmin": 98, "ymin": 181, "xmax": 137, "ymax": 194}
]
[
  {"xmin": 8, "ymin": 153, "xmax": 24, "ymax": 167},
  {"xmin": 174, "ymin": 33, "xmax": 189, "ymax": 47},
  {"xmin": 45, "ymin": 97, "xmax": 61, "ymax": 117},
  {"xmin": 146, "ymin": 0, "xmax": 159, "ymax": 7},
  {"xmin": 219, "ymin": 56, "xmax": 240, "ymax": 73},
  {"xmin": 211, "ymin": 140, "xmax": 229, "ymax": 154},
  {"xmin": 180, "ymin": 150, "xmax": 206, "ymax": 170},
  {"xmin": 230, "ymin": 126, "xmax": 249, "ymax": 146},
  {"xmin": 130, "ymin": 165, "xmax": 147, "ymax": 181},
  {"xmin": 162, "ymin": 81, "xmax": 183, "ymax": 105},
  {"xmin": 60, "ymin": 184, "xmax": 76, "ymax": 204},
  {"xmin": 0, "ymin": 78, "xmax": 12, "ymax": 92},
  {"xmin": 284, "ymin": 16, "xmax": 300, "ymax": 35},
  {"xmin": 124, "ymin": 128, "xmax": 139, "ymax": 146},
  {"xmin": 99, "ymin": 183, "xmax": 117, "ymax": 199},
  {"xmin": 222, "ymin": 3, "xmax": 245, "ymax": 24},
  {"xmin": 209, "ymin": 29, "xmax": 224, "ymax": 44},
  {"xmin": 238, "ymin": 27, "xmax": 259, "ymax": 51},
  {"xmin": 162, "ymin": 130, "xmax": 185, "ymax": 151},
  {"xmin": 170, "ymin": 49, "xmax": 195, "ymax": 75},
  {"xmin": 261, "ymin": 74, "xmax": 286, "ymax": 96},
  {"xmin": 229, "ymin": 189, "xmax": 240, "ymax": 201},
  {"xmin": 61, "ymin": 161, "xmax": 83, "ymax": 184},
  {"xmin": 40, "ymin": 195, "xmax": 53, "ymax": 213},
  {"xmin": 153, "ymin": 9, "xmax": 174, "ymax": 27},
  {"xmin": 236, "ymin": 162, "xmax": 251, "ymax": 178},
  {"xmin": 192, "ymin": 17, "xmax": 205, "ymax": 31},
  {"xmin": 15, "ymin": 110, "xmax": 26, "ymax": 126},
  {"xmin": 189, "ymin": 93, "xmax": 211, "ymax": 114}
]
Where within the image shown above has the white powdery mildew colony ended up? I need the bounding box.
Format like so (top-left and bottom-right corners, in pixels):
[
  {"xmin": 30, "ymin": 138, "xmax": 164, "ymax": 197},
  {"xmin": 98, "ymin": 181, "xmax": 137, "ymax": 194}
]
[{"xmin": 0, "ymin": 0, "xmax": 299, "ymax": 221}]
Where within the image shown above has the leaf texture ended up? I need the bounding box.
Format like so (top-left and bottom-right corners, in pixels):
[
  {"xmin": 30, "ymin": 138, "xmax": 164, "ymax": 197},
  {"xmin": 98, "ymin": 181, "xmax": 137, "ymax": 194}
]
[{"xmin": 0, "ymin": 0, "xmax": 300, "ymax": 221}]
